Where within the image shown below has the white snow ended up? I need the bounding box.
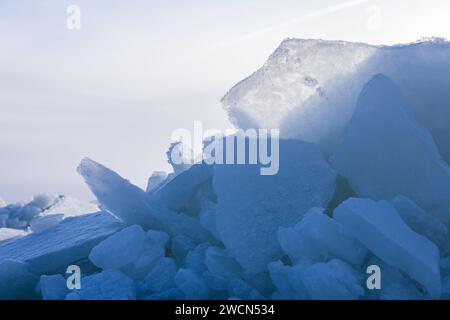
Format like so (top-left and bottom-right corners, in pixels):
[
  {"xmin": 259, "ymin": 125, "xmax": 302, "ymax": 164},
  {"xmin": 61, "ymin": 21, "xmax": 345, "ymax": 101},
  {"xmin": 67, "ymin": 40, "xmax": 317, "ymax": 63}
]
[
  {"xmin": 331, "ymin": 74, "xmax": 450, "ymax": 222},
  {"xmin": 0, "ymin": 194, "xmax": 98, "ymax": 236},
  {"xmin": 213, "ymin": 139, "xmax": 336, "ymax": 273},
  {"xmin": 42, "ymin": 196, "xmax": 99, "ymax": 217},
  {"xmin": 334, "ymin": 198, "xmax": 441, "ymax": 298},
  {"xmin": 0, "ymin": 228, "xmax": 28, "ymax": 242},
  {"xmin": 29, "ymin": 214, "xmax": 64, "ymax": 234}
]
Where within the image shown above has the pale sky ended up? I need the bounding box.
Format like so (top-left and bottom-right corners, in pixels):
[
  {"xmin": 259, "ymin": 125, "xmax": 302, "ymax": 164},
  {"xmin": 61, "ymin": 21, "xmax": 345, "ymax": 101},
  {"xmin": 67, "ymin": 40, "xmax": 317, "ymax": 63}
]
[{"xmin": 1, "ymin": 0, "xmax": 450, "ymax": 202}]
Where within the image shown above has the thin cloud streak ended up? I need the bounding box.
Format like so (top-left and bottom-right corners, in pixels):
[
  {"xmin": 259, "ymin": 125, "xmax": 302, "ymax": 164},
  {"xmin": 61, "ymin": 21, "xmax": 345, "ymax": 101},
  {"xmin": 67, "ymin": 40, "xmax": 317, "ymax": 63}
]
[{"xmin": 214, "ymin": 0, "xmax": 374, "ymax": 49}]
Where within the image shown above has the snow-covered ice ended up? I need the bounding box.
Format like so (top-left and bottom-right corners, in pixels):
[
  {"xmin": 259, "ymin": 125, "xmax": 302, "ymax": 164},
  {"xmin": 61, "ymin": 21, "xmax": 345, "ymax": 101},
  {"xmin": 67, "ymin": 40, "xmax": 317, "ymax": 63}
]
[
  {"xmin": 42, "ymin": 196, "xmax": 99, "ymax": 217},
  {"xmin": 0, "ymin": 228, "xmax": 28, "ymax": 242},
  {"xmin": 29, "ymin": 214, "xmax": 64, "ymax": 234},
  {"xmin": 334, "ymin": 198, "xmax": 441, "ymax": 298}
]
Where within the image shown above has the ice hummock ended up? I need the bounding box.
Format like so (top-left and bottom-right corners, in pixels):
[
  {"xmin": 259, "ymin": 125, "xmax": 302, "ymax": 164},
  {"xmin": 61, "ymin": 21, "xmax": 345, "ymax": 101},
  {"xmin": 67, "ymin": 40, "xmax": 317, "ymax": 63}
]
[
  {"xmin": 331, "ymin": 74, "xmax": 450, "ymax": 222},
  {"xmin": 2, "ymin": 38, "xmax": 450, "ymax": 300},
  {"xmin": 222, "ymin": 38, "xmax": 450, "ymax": 162}
]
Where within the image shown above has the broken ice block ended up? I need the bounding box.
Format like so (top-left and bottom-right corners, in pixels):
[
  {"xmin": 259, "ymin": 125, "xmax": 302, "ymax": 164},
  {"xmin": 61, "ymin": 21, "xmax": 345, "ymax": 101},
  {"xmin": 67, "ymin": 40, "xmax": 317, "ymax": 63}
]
[
  {"xmin": 392, "ymin": 195, "xmax": 449, "ymax": 254},
  {"xmin": 278, "ymin": 207, "xmax": 366, "ymax": 266},
  {"xmin": 334, "ymin": 198, "xmax": 441, "ymax": 298},
  {"xmin": 214, "ymin": 139, "xmax": 336, "ymax": 273},
  {"xmin": 89, "ymin": 225, "xmax": 146, "ymax": 270}
]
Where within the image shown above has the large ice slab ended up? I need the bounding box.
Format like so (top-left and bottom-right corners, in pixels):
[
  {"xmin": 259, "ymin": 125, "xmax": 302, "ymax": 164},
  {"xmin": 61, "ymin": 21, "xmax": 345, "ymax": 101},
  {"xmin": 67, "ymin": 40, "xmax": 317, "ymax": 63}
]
[
  {"xmin": 222, "ymin": 38, "xmax": 450, "ymax": 161},
  {"xmin": 331, "ymin": 74, "xmax": 450, "ymax": 222},
  {"xmin": 0, "ymin": 212, "xmax": 123, "ymax": 274},
  {"xmin": 214, "ymin": 139, "xmax": 336, "ymax": 273},
  {"xmin": 278, "ymin": 207, "xmax": 366, "ymax": 266},
  {"xmin": 334, "ymin": 198, "xmax": 441, "ymax": 298}
]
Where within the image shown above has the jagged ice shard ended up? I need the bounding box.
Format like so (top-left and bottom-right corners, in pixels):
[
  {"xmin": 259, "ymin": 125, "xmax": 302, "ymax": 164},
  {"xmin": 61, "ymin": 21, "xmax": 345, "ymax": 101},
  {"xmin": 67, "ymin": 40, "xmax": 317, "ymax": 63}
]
[{"xmin": 331, "ymin": 74, "xmax": 450, "ymax": 222}]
